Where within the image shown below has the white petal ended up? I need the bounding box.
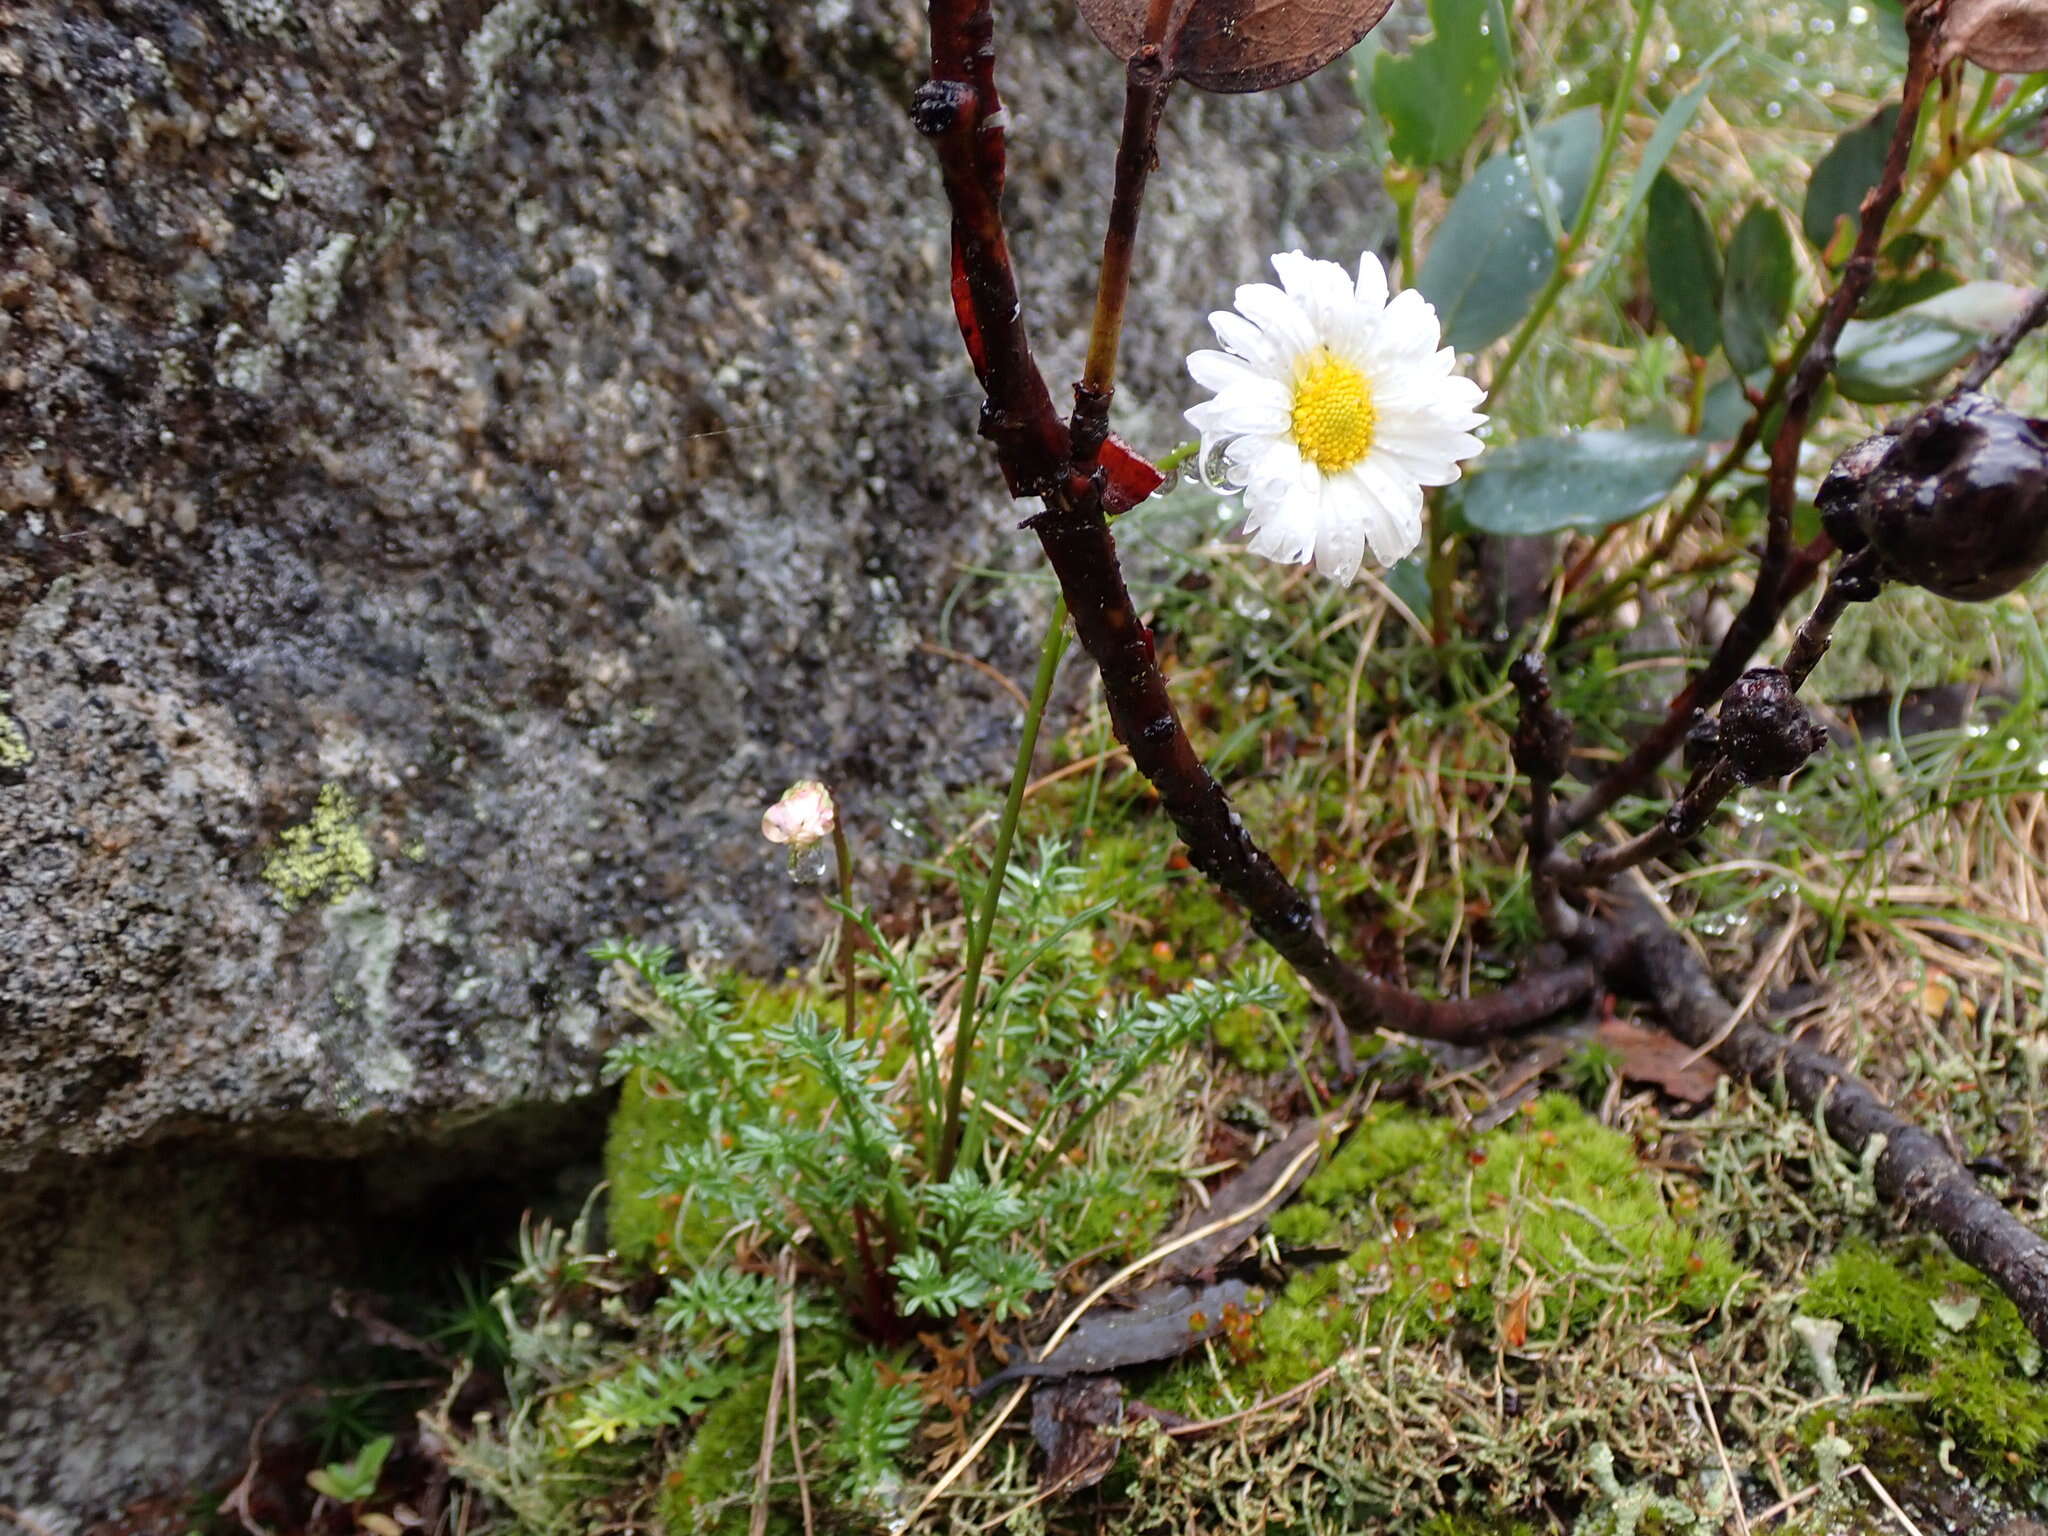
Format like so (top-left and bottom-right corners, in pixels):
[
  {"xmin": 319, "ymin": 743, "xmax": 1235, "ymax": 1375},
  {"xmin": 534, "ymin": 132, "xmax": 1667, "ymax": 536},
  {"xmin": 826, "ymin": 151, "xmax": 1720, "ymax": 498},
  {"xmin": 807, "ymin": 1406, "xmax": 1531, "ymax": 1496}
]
[
  {"xmin": 1373, "ymin": 441, "xmax": 1478, "ymax": 487},
  {"xmin": 1354, "ymin": 252, "xmax": 1390, "ymax": 314},
  {"xmin": 1209, "ymin": 310, "xmax": 1281, "ymax": 372},
  {"xmin": 1378, "ymin": 289, "xmax": 1446, "ymax": 357},
  {"xmin": 1272, "ymin": 250, "xmax": 1359, "ymax": 335},
  {"xmin": 1188, "ymin": 348, "xmax": 1279, "ymax": 398},
  {"xmin": 1186, "ymin": 392, "xmax": 1290, "ymax": 441},
  {"xmin": 1352, "ymin": 457, "xmax": 1425, "ymax": 563},
  {"xmin": 1242, "ymin": 436, "xmax": 1305, "ymax": 514},
  {"xmin": 1225, "ymin": 432, "xmax": 1286, "ymax": 490},
  {"xmin": 1234, "ymin": 283, "xmax": 1318, "ymax": 365},
  {"xmin": 1312, "ymin": 480, "xmax": 1368, "ymax": 585},
  {"xmin": 1246, "ymin": 456, "xmax": 1322, "ymax": 567}
]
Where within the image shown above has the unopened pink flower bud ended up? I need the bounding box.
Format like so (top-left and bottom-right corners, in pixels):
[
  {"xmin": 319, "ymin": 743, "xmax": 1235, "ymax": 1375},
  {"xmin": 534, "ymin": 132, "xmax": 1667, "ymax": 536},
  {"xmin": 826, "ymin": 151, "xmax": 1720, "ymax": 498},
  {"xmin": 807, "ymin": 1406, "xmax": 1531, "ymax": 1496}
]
[{"xmin": 761, "ymin": 780, "xmax": 837, "ymax": 849}]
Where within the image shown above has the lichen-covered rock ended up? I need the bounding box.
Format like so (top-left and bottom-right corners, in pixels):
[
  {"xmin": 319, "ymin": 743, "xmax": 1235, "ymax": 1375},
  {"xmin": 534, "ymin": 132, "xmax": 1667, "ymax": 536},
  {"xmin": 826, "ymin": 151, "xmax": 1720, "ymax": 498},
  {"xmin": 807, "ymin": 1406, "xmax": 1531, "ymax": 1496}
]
[{"xmin": 0, "ymin": 0, "xmax": 1369, "ymax": 1510}]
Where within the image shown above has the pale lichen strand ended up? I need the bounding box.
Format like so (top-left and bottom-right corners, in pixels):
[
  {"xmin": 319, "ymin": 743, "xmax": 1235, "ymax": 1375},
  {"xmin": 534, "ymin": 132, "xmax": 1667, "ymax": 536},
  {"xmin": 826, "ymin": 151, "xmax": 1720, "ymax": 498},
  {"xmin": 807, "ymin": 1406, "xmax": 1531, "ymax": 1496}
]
[
  {"xmin": 262, "ymin": 783, "xmax": 376, "ymax": 910},
  {"xmin": 220, "ymin": 233, "xmax": 358, "ymax": 395}
]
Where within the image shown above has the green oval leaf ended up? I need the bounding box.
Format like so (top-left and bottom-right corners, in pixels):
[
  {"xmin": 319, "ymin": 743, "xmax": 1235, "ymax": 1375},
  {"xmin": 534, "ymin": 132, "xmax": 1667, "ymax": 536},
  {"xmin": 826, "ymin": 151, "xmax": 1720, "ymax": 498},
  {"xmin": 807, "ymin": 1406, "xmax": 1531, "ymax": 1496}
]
[
  {"xmin": 1802, "ymin": 104, "xmax": 1900, "ymax": 253},
  {"xmin": 1646, "ymin": 171, "xmax": 1722, "ymax": 357},
  {"xmin": 1721, "ymin": 202, "xmax": 1797, "ymax": 377},
  {"xmin": 1460, "ymin": 428, "xmax": 1703, "ymax": 536},
  {"xmin": 1417, "ymin": 108, "xmax": 1604, "ymax": 352},
  {"xmin": 1836, "ymin": 281, "xmax": 2037, "ymax": 403},
  {"xmin": 1371, "ymin": 0, "xmax": 1499, "ymax": 168}
]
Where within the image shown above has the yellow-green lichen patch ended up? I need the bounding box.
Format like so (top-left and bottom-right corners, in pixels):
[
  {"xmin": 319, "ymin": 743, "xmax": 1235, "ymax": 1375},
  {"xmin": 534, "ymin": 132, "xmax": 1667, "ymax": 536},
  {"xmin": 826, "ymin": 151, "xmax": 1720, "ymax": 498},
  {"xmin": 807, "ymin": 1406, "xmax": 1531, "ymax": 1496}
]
[
  {"xmin": 263, "ymin": 783, "xmax": 375, "ymax": 910},
  {"xmin": 1803, "ymin": 1238, "xmax": 2048, "ymax": 1481},
  {"xmin": 0, "ymin": 695, "xmax": 32, "ymax": 782}
]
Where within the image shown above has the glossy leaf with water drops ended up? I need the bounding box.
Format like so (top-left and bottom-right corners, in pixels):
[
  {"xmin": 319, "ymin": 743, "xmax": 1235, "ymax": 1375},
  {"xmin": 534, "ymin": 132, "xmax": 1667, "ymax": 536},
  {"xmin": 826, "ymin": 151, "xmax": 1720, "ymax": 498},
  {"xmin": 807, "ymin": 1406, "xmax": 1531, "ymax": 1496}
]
[
  {"xmin": 1415, "ymin": 107, "xmax": 1603, "ymax": 352},
  {"xmin": 1802, "ymin": 104, "xmax": 1900, "ymax": 254},
  {"xmin": 1720, "ymin": 201, "xmax": 1798, "ymax": 377},
  {"xmin": 1645, "ymin": 171, "xmax": 1722, "ymax": 358},
  {"xmin": 1458, "ymin": 428, "xmax": 1704, "ymax": 536},
  {"xmin": 1371, "ymin": 0, "xmax": 1498, "ymax": 168},
  {"xmin": 1076, "ymin": 0, "xmax": 1398, "ymax": 93},
  {"xmin": 1836, "ymin": 281, "xmax": 2041, "ymax": 404}
]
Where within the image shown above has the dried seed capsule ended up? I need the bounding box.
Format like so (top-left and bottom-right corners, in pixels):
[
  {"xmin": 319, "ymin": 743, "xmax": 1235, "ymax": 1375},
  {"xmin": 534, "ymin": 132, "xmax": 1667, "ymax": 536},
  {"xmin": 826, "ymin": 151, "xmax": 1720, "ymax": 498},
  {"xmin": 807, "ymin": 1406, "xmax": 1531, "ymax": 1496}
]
[
  {"xmin": 1814, "ymin": 430, "xmax": 1897, "ymax": 555},
  {"xmin": 1718, "ymin": 668, "xmax": 1829, "ymax": 785},
  {"xmin": 1818, "ymin": 391, "xmax": 2048, "ymax": 603},
  {"xmin": 1682, "ymin": 713, "xmax": 1721, "ymax": 773}
]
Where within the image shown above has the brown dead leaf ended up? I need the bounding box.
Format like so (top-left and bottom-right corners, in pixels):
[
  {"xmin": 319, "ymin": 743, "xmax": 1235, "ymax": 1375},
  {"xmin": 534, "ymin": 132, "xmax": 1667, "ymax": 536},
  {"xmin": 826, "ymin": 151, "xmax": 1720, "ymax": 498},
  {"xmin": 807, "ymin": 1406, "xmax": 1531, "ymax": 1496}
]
[
  {"xmin": 1945, "ymin": 0, "xmax": 2048, "ymax": 73},
  {"xmin": 1595, "ymin": 1018, "xmax": 1725, "ymax": 1104},
  {"xmin": 1158, "ymin": 1118, "xmax": 1326, "ymax": 1278},
  {"xmin": 980, "ymin": 1278, "xmax": 1264, "ymax": 1390},
  {"xmin": 1029, "ymin": 1375, "xmax": 1127, "ymax": 1495},
  {"xmin": 1076, "ymin": 0, "xmax": 1397, "ymax": 94}
]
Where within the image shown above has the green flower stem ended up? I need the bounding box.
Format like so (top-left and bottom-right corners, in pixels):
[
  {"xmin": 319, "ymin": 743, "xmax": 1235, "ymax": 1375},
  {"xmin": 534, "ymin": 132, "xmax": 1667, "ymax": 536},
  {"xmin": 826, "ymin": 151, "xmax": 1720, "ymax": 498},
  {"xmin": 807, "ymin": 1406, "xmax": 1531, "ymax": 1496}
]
[
  {"xmin": 1388, "ymin": 165, "xmax": 1421, "ymax": 287},
  {"xmin": 833, "ymin": 819, "xmax": 858, "ymax": 1038},
  {"xmin": 1486, "ymin": 0, "xmax": 1656, "ymax": 408},
  {"xmin": 934, "ymin": 596, "xmax": 1071, "ymax": 1182}
]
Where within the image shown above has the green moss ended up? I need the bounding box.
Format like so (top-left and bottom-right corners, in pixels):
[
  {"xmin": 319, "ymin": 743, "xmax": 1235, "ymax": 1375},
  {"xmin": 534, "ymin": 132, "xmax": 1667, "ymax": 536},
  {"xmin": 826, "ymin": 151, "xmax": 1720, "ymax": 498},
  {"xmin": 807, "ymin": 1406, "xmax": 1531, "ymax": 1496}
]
[
  {"xmin": 1160, "ymin": 1096, "xmax": 1739, "ymax": 1416},
  {"xmin": 658, "ymin": 1375, "xmax": 786, "ymax": 1536},
  {"xmin": 1802, "ymin": 1239, "xmax": 1941, "ymax": 1358},
  {"xmin": 603, "ymin": 1071, "xmax": 698, "ymax": 1266},
  {"xmin": 1211, "ymin": 1000, "xmax": 1307, "ymax": 1073},
  {"xmin": 262, "ymin": 783, "xmax": 375, "ymax": 910},
  {"xmin": 1416, "ymin": 1517, "xmax": 1538, "ymax": 1536},
  {"xmin": 1804, "ymin": 1239, "xmax": 2048, "ymax": 1480},
  {"xmin": 1052, "ymin": 1162, "xmax": 1182, "ymax": 1262}
]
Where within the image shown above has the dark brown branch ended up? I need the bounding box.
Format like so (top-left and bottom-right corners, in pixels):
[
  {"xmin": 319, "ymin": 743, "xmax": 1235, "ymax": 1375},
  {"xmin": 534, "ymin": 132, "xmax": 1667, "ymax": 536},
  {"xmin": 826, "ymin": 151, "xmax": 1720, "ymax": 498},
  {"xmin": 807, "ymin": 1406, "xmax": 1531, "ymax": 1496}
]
[
  {"xmin": 1027, "ymin": 499, "xmax": 1603, "ymax": 1045},
  {"xmin": 1553, "ymin": 758, "xmax": 1736, "ymax": 890},
  {"xmin": 1958, "ymin": 286, "xmax": 2048, "ymax": 393},
  {"xmin": 916, "ymin": 0, "xmax": 1071, "ymax": 496},
  {"xmin": 1554, "ymin": 549, "xmax": 1878, "ymax": 889},
  {"xmin": 1510, "ymin": 653, "xmax": 1579, "ymax": 938},
  {"xmin": 920, "ymin": 0, "xmax": 1593, "ymax": 1049},
  {"xmin": 1782, "ymin": 546, "xmax": 1883, "ymax": 687},
  {"xmin": 1609, "ymin": 896, "xmax": 2048, "ymax": 1351},
  {"xmin": 1563, "ymin": 16, "xmax": 1940, "ymax": 834},
  {"xmin": 1073, "ymin": 53, "xmax": 1173, "ymax": 468}
]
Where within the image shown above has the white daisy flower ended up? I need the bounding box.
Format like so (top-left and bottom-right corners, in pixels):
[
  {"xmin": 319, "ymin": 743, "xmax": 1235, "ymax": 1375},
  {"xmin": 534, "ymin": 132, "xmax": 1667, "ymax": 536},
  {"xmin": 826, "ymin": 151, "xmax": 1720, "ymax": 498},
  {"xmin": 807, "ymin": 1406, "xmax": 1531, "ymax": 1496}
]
[{"xmin": 1185, "ymin": 250, "xmax": 1488, "ymax": 585}]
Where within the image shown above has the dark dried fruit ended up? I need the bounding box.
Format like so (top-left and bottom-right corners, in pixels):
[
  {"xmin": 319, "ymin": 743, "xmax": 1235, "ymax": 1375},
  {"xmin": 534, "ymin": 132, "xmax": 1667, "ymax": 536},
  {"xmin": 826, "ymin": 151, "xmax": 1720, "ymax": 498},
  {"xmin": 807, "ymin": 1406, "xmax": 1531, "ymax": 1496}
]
[
  {"xmin": 1717, "ymin": 668, "xmax": 1829, "ymax": 784},
  {"xmin": 1815, "ymin": 430, "xmax": 1897, "ymax": 554},
  {"xmin": 1682, "ymin": 713, "xmax": 1721, "ymax": 772},
  {"xmin": 1814, "ymin": 391, "xmax": 2048, "ymax": 602}
]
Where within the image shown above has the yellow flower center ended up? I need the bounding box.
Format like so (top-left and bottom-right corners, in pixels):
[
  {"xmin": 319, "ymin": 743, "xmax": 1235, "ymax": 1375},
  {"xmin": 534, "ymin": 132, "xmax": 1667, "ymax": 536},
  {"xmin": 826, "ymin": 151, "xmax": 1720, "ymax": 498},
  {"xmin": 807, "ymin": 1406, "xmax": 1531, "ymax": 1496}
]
[{"xmin": 1290, "ymin": 351, "xmax": 1376, "ymax": 472}]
